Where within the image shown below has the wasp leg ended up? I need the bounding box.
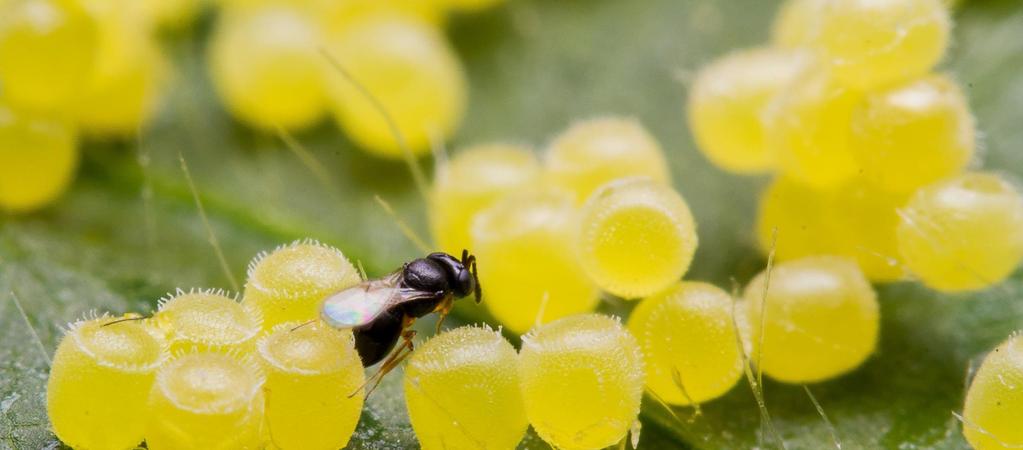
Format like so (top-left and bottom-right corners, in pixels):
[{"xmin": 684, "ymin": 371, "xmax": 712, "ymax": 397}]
[
  {"xmin": 350, "ymin": 328, "xmax": 417, "ymax": 399},
  {"xmin": 434, "ymin": 297, "xmax": 454, "ymax": 334}
]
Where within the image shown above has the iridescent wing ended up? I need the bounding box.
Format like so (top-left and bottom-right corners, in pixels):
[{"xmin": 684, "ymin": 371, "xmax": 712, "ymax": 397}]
[{"xmin": 320, "ymin": 271, "xmax": 433, "ymax": 329}]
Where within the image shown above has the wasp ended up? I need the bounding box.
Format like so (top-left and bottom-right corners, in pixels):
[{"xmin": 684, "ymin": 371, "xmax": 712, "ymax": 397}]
[{"xmin": 319, "ymin": 250, "xmax": 480, "ymax": 395}]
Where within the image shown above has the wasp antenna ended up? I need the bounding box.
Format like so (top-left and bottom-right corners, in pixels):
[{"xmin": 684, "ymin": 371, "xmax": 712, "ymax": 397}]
[{"xmin": 101, "ymin": 316, "xmax": 148, "ymax": 327}]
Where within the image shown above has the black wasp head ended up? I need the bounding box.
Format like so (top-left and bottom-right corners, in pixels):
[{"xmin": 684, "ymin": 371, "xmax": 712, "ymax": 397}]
[{"xmin": 426, "ymin": 251, "xmax": 481, "ymax": 303}]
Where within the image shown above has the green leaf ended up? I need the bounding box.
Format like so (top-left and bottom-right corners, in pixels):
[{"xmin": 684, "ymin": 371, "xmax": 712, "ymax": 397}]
[{"xmin": 3, "ymin": 0, "xmax": 1023, "ymax": 448}]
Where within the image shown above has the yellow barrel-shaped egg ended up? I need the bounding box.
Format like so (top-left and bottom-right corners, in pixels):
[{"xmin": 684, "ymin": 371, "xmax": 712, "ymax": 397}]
[
  {"xmin": 687, "ymin": 47, "xmax": 810, "ymax": 173},
  {"xmin": 47, "ymin": 315, "xmax": 166, "ymax": 450},
  {"xmin": 242, "ymin": 239, "xmax": 362, "ymax": 331},
  {"xmin": 145, "ymin": 351, "xmax": 265, "ymax": 450},
  {"xmin": 73, "ymin": 5, "xmax": 166, "ymax": 136},
  {"xmin": 757, "ymin": 178, "xmax": 909, "ymax": 282},
  {"xmin": 154, "ymin": 289, "xmax": 261, "ymax": 354},
  {"xmin": 429, "ymin": 143, "xmax": 541, "ymax": 255},
  {"xmin": 404, "ymin": 326, "xmax": 527, "ymax": 450},
  {"xmin": 771, "ymin": 0, "xmax": 824, "ymax": 48},
  {"xmin": 962, "ymin": 333, "xmax": 1023, "ymax": 450},
  {"xmin": 896, "ymin": 172, "xmax": 1023, "ymax": 292},
  {"xmin": 545, "ymin": 117, "xmax": 671, "ymax": 204},
  {"xmin": 628, "ymin": 282, "xmax": 742, "ymax": 405},
  {"xmin": 209, "ymin": 6, "xmax": 328, "ymax": 131},
  {"xmin": 810, "ymin": 0, "xmax": 950, "ymax": 90},
  {"xmin": 744, "ymin": 256, "xmax": 879, "ymax": 383},
  {"xmin": 850, "ymin": 74, "xmax": 975, "ymax": 193},
  {"xmin": 0, "ymin": 103, "xmax": 78, "ymax": 213},
  {"xmin": 471, "ymin": 188, "xmax": 599, "ymax": 334},
  {"xmin": 0, "ymin": 0, "xmax": 98, "ymax": 111},
  {"xmin": 764, "ymin": 63, "xmax": 861, "ymax": 189},
  {"xmin": 520, "ymin": 314, "xmax": 644, "ymax": 450},
  {"xmin": 325, "ymin": 16, "xmax": 466, "ymax": 158},
  {"xmin": 258, "ymin": 322, "xmax": 365, "ymax": 450},
  {"xmin": 577, "ymin": 177, "xmax": 697, "ymax": 299}
]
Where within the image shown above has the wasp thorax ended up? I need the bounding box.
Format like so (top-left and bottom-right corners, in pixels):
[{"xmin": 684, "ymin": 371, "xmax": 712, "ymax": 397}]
[
  {"xmin": 404, "ymin": 326, "xmax": 527, "ymax": 450},
  {"xmin": 47, "ymin": 315, "xmax": 166, "ymax": 450},
  {"xmin": 519, "ymin": 314, "xmax": 644, "ymax": 450}
]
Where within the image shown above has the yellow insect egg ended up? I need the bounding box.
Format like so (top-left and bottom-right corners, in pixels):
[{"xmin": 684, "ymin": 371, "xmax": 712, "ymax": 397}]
[
  {"xmin": 404, "ymin": 326, "xmax": 527, "ymax": 450},
  {"xmin": 0, "ymin": 104, "xmax": 78, "ymax": 213},
  {"xmin": 429, "ymin": 143, "xmax": 541, "ymax": 255},
  {"xmin": 896, "ymin": 172, "xmax": 1023, "ymax": 292},
  {"xmin": 145, "ymin": 351, "xmax": 265, "ymax": 450},
  {"xmin": 771, "ymin": 0, "xmax": 824, "ymax": 48},
  {"xmin": 242, "ymin": 239, "xmax": 362, "ymax": 331},
  {"xmin": 627, "ymin": 282, "xmax": 742, "ymax": 406},
  {"xmin": 258, "ymin": 322, "xmax": 364, "ymax": 450},
  {"xmin": 209, "ymin": 7, "xmax": 328, "ymax": 131},
  {"xmin": 577, "ymin": 177, "xmax": 698, "ymax": 299},
  {"xmin": 757, "ymin": 178, "xmax": 908, "ymax": 282},
  {"xmin": 0, "ymin": 0, "xmax": 98, "ymax": 111},
  {"xmin": 74, "ymin": 14, "xmax": 166, "ymax": 136},
  {"xmin": 756, "ymin": 177, "xmax": 842, "ymax": 263},
  {"xmin": 764, "ymin": 63, "xmax": 861, "ymax": 189},
  {"xmin": 962, "ymin": 333, "xmax": 1023, "ymax": 450},
  {"xmin": 744, "ymin": 256, "xmax": 879, "ymax": 383},
  {"xmin": 850, "ymin": 74, "xmax": 975, "ymax": 193},
  {"xmin": 810, "ymin": 0, "xmax": 951, "ymax": 90},
  {"xmin": 828, "ymin": 181, "xmax": 909, "ymax": 282},
  {"xmin": 519, "ymin": 314, "xmax": 644, "ymax": 450},
  {"xmin": 545, "ymin": 117, "xmax": 671, "ymax": 204},
  {"xmin": 47, "ymin": 315, "xmax": 166, "ymax": 450},
  {"xmin": 687, "ymin": 47, "xmax": 810, "ymax": 173},
  {"xmin": 154, "ymin": 289, "xmax": 261, "ymax": 354},
  {"xmin": 471, "ymin": 188, "xmax": 599, "ymax": 334},
  {"xmin": 315, "ymin": 0, "xmax": 443, "ymax": 29},
  {"xmin": 325, "ymin": 16, "xmax": 467, "ymax": 158}
]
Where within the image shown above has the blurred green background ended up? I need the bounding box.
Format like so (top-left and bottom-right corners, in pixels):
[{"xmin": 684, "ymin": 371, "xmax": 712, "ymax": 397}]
[{"xmin": 3, "ymin": 0, "xmax": 1023, "ymax": 448}]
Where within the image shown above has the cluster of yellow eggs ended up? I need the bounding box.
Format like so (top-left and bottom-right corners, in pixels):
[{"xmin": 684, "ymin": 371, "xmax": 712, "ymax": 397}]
[
  {"xmin": 0, "ymin": 0, "xmax": 169, "ymax": 213},
  {"xmin": 687, "ymin": 0, "xmax": 1023, "ymax": 447},
  {"xmin": 208, "ymin": 0, "xmax": 503, "ymax": 158},
  {"xmin": 47, "ymin": 241, "xmax": 367, "ymax": 450},
  {"xmin": 46, "ymin": 238, "xmax": 648, "ymax": 449},
  {"xmin": 688, "ymin": 0, "xmax": 1023, "ymax": 293},
  {"xmin": 0, "ymin": 0, "xmax": 503, "ymax": 213},
  {"xmin": 429, "ymin": 117, "xmax": 697, "ymax": 333}
]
